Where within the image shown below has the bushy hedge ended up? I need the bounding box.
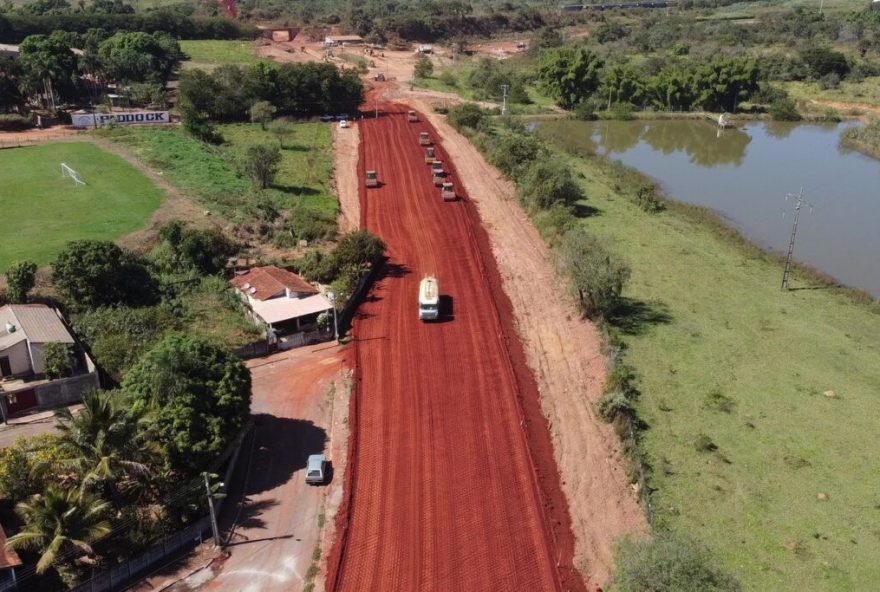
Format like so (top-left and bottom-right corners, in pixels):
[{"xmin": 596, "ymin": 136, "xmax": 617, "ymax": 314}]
[{"xmin": 0, "ymin": 113, "xmax": 32, "ymax": 131}]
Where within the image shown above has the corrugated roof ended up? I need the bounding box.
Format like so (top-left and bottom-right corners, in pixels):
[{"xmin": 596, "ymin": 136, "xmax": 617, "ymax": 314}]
[
  {"xmin": 0, "ymin": 305, "xmax": 75, "ymax": 345},
  {"xmin": 231, "ymin": 266, "xmax": 319, "ymax": 301},
  {"xmin": 251, "ymin": 293, "xmax": 333, "ymax": 325}
]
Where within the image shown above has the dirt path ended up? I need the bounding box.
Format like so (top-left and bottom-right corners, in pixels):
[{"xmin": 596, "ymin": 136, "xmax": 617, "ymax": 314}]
[
  {"xmin": 326, "ymin": 104, "xmax": 585, "ymax": 592},
  {"xmin": 403, "ymin": 94, "xmax": 647, "ymax": 583},
  {"xmin": 87, "ymin": 136, "xmax": 221, "ymax": 255},
  {"xmin": 810, "ymin": 99, "xmax": 880, "ymax": 118},
  {"xmin": 0, "ymin": 126, "xmax": 83, "ymax": 149},
  {"xmin": 333, "ymin": 124, "xmax": 361, "ymax": 232}
]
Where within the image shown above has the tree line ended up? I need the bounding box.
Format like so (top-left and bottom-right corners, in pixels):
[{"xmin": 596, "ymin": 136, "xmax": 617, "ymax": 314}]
[{"xmin": 179, "ymin": 61, "xmax": 364, "ymax": 123}]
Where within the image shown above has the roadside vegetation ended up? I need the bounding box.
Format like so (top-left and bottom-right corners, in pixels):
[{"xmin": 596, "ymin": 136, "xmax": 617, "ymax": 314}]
[
  {"xmin": 0, "ymin": 142, "xmax": 164, "ymax": 272},
  {"xmin": 448, "ymin": 103, "xmax": 880, "ymax": 590}
]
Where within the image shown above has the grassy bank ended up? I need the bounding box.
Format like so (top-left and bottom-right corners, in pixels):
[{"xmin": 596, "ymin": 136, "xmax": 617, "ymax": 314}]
[
  {"xmin": 0, "ymin": 142, "xmax": 164, "ymax": 272},
  {"xmin": 535, "ymin": 121, "xmax": 880, "ymax": 591},
  {"xmin": 840, "ymin": 119, "xmax": 880, "ymax": 161},
  {"xmin": 99, "ymin": 123, "xmax": 336, "ymax": 223}
]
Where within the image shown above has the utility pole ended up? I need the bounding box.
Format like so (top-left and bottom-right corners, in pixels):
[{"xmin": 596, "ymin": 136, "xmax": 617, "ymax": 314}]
[
  {"xmin": 781, "ymin": 188, "xmax": 813, "ymax": 291},
  {"xmin": 501, "ymin": 84, "xmax": 509, "ymax": 116},
  {"xmin": 203, "ymin": 473, "xmax": 222, "ymax": 548}
]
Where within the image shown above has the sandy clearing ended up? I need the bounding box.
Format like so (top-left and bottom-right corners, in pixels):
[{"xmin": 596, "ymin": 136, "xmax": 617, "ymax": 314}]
[
  {"xmin": 333, "ymin": 123, "xmax": 361, "ymax": 232},
  {"xmin": 402, "ymin": 94, "xmax": 648, "ymax": 583},
  {"xmin": 809, "ymin": 99, "xmax": 880, "ymax": 117}
]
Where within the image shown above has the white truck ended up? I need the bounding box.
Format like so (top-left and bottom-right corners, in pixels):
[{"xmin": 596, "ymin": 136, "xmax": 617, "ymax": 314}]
[
  {"xmin": 407, "ymin": 110, "xmax": 418, "ymax": 122},
  {"xmin": 419, "ymin": 132, "xmax": 431, "ymax": 146},
  {"xmin": 418, "ymin": 276, "xmax": 440, "ymax": 321}
]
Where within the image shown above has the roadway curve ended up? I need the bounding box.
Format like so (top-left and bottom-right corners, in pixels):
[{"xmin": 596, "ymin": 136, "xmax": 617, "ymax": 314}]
[{"xmin": 326, "ymin": 104, "xmax": 586, "ymax": 592}]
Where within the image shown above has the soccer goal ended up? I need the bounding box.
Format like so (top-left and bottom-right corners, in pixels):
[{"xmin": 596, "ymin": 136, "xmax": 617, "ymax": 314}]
[{"xmin": 61, "ymin": 162, "xmax": 86, "ymax": 186}]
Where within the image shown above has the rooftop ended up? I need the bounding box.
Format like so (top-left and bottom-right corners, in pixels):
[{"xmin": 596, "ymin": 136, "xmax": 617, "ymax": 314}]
[
  {"xmin": 252, "ymin": 293, "xmax": 333, "ymax": 325},
  {"xmin": 231, "ymin": 266, "xmax": 319, "ymax": 301},
  {"xmin": 0, "ymin": 305, "xmax": 75, "ymax": 350}
]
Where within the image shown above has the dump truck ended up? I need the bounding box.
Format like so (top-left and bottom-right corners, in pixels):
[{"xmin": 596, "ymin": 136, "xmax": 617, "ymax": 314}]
[
  {"xmin": 441, "ymin": 182, "xmax": 456, "ymax": 201},
  {"xmin": 418, "ymin": 276, "xmax": 440, "ymax": 321},
  {"xmin": 424, "ymin": 146, "xmax": 436, "ymax": 164},
  {"xmin": 365, "ymin": 170, "xmax": 379, "ymax": 188},
  {"xmin": 407, "ymin": 110, "xmax": 418, "ymax": 122},
  {"xmin": 419, "ymin": 132, "xmax": 431, "ymax": 146},
  {"xmin": 431, "ymin": 163, "xmax": 446, "ymax": 186}
]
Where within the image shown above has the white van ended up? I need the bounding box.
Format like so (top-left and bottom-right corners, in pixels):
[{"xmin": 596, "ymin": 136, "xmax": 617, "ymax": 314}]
[{"xmin": 418, "ymin": 276, "xmax": 440, "ymax": 321}]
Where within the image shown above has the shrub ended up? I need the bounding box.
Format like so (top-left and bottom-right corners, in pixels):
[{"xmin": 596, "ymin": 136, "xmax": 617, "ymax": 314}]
[
  {"xmin": 447, "ymin": 102, "xmax": 485, "ymax": 131},
  {"xmin": 635, "ymin": 184, "xmax": 664, "ymax": 213},
  {"xmin": 573, "ymin": 98, "xmax": 600, "ymax": 121},
  {"xmin": 490, "ymin": 132, "xmax": 542, "ymax": 179},
  {"xmin": 611, "ymin": 532, "xmax": 741, "ymax": 592},
  {"xmin": 249, "ymin": 100, "xmax": 276, "ymax": 130},
  {"xmin": 4, "ymin": 260, "xmax": 37, "ymax": 303},
  {"xmin": 558, "ymin": 227, "xmax": 631, "ymax": 320},
  {"xmin": 518, "ymin": 158, "xmax": 584, "ymax": 210},
  {"xmin": 596, "ymin": 391, "xmax": 634, "ymax": 422},
  {"xmin": 238, "ymin": 143, "xmax": 282, "ymax": 190},
  {"xmin": 817, "ymin": 72, "xmax": 841, "ymax": 90},
  {"xmin": 0, "ymin": 114, "xmax": 33, "ymax": 131},
  {"xmin": 800, "ymin": 47, "xmax": 849, "ymax": 79},
  {"xmin": 703, "ymin": 389, "xmax": 735, "ymax": 413},
  {"xmin": 769, "ymin": 98, "xmax": 801, "ymax": 121},
  {"xmin": 438, "ymin": 71, "xmax": 457, "ymax": 87},
  {"xmin": 0, "ymin": 434, "xmax": 64, "ymax": 503},
  {"xmin": 42, "ymin": 342, "xmax": 78, "ymax": 379},
  {"xmin": 694, "ymin": 433, "xmax": 718, "ymax": 453},
  {"xmin": 414, "ymin": 55, "xmax": 434, "ymax": 79},
  {"xmin": 182, "ymin": 113, "xmax": 223, "ymax": 144}
]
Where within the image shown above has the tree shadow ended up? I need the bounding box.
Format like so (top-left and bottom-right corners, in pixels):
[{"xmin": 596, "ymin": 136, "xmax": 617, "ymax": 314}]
[
  {"xmin": 281, "ymin": 144, "xmax": 309, "ymax": 152},
  {"xmin": 224, "ymin": 498, "xmax": 279, "ymax": 533},
  {"xmin": 572, "ymin": 202, "xmax": 601, "ymax": 218},
  {"xmin": 271, "ymin": 184, "xmax": 321, "ymax": 196},
  {"xmin": 607, "ymin": 297, "xmax": 673, "ymax": 336}
]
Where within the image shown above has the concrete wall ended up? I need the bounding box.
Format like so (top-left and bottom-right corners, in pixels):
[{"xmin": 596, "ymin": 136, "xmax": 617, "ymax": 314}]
[
  {"xmin": 29, "ymin": 342, "xmax": 45, "ymax": 375},
  {"xmin": 34, "ymin": 371, "xmax": 99, "ymax": 409},
  {"xmin": 0, "ymin": 340, "xmax": 31, "ymax": 377}
]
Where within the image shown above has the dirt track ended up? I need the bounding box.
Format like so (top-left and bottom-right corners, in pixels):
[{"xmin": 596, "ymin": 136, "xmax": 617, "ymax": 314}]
[{"xmin": 325, "ymin": 106, "xmax": 586, "ymax": 592}]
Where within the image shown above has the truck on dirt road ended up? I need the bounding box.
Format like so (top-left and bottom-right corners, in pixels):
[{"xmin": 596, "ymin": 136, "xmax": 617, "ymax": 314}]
[
  {"xmin": 441, "ymin": 182, "xmax": 456, "ymax": 201},
  {"xmin": 419, "ymin": 132, "xmax": 431, "ymax": 146},
  {"xmin": 432, "ymin": 163, "xmax": 446, "ymax": 186},
  {"xmin": 366, "ymin": 170, "xmax": 379, "ymax": 188},
  {"xmin": 408, "ymin": 110, "xmax": 418, "ymax": 122},
  {"xmin": 418, "ymin": 276, "xmax": 440, "ymax": 321},
  {"xmin": 424, "ymin": 146, "xmax": 436, "ymax": 164}
]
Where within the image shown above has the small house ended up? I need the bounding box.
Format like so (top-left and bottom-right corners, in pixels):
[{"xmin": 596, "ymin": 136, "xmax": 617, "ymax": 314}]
[{"xmin": 231, "ymin": 266, "xmax": 334, "ymax": 349}]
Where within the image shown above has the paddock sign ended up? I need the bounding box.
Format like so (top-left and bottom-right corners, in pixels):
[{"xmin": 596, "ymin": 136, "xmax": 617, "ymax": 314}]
[{"xmin": 71, "ymin": 111, "xmax": 170, "ymax": 128}]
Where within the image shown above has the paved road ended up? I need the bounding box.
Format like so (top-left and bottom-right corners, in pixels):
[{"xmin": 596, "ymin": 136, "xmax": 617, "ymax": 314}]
[{"xmin": 326, "ymin": 106, "xmax": 584, "ymax": 592}]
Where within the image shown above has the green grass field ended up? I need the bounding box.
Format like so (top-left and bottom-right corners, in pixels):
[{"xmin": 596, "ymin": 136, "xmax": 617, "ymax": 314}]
[
  {"xmin": 178, "ymin": 40, "xmax": 264, "ymax": 69},
  {"xmin": 785, "ymin": 78, "xmax": 880, "ymax": 109},
  {"xmin": 537, "ymin": 121, "xmax": 880, "ymax": 591},
  {"xmin": 0, "ymin": 142, "xmax": 165, "ymax": 273},
  {"xmin": 100, "ymin": 122, "xmax": 336, "ymax": 221}
]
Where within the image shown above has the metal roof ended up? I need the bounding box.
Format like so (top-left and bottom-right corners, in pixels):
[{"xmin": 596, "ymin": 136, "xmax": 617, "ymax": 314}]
[{"xmin": 0, "ymin": 305, "xmax": 75, "ymax": 347}]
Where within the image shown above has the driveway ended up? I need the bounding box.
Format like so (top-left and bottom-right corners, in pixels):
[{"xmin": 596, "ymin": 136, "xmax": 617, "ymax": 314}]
[{"xmin": 159, "ymin": 343, "xmax": 348, "ymax": 592}]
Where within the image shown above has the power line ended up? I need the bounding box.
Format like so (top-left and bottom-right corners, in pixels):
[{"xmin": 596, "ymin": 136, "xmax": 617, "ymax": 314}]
[{"xmin": 781, "ymin": 187, "xmax": 815, "ymax": 291}]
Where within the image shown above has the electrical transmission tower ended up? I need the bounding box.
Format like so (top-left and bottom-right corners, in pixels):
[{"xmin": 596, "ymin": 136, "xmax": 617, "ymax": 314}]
[
  {"xmin": 501, "ymin": 84, "xmax": 509, "ymax": 116},
  {"xmin": 781, "ymin": 188, "xmax": 814, "ymax": 291}
]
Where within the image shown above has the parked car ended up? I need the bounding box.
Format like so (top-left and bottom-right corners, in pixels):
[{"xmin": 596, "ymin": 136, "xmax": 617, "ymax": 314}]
[
  {"xmin": 320, "ymin": 114, "xmax": 335, "ymax": 122},
  {"xmin": 306, "ymin": 454, "xmax": 328, "ymax": 485},
  {"xmin": 336, "ymin": 113, "xmax": 351, "ymax": 121},
  {"xmin": 339, "ymin": 119, "xmax": 349, "ymax": 129}
]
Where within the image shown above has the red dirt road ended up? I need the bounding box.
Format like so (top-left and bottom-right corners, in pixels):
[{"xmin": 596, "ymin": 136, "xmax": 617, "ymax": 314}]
[{"xmin": 326, "ymin": 106, "xmax": 586, "ymax": 591}]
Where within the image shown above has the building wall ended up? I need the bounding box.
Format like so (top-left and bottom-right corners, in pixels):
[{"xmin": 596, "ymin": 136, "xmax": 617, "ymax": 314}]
[
  {"xmin": 0, "ymin": 340, "xmax": 32, "ymax": 377},
  {"xmin": 29, "ymin": 342, "xmax": 46, "ymax": 375},
  {"xmin": 34, "ymin": 371, "xmax": 100, "ymax": 409}
]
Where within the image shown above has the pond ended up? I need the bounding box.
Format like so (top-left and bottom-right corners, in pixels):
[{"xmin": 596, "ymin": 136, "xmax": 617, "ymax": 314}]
[{"xmin": 542, "ymin": 119, "xmax": 880, "ymax": 298}]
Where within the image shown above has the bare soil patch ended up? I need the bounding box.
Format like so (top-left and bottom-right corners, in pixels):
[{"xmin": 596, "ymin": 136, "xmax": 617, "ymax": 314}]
[{"xmin": 333, "ymin": 123, "xmax": 361, "ymax": 232}]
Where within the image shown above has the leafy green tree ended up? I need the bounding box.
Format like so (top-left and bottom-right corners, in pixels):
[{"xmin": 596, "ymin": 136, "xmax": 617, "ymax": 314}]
[
  {"xmin": 5, "ymin": 260, "xmax": 37, "ymax": 303},
  {"xmin": 18, "ymin": 32, "xmax": 79, "ymax": 110},
  {"xmin": 97, "ymin": 31, "xmax": 179, "ymax": 83},
  {"xmin": 518, "ymin": 159, "xmax": 584, "ymax": 211},
  {"xmin": 559, "ymin": 227, "xmax": 630, "ymax": 320},
  {"xmin": 447, "ymin": 102, "xmax": 485, "ymax": 130},
  {"xmin": 646, "ymin": 67, "xmax": 697, "ymax": 111},
  {"xmin": 800, "ymin": 47, "xmax": 850, "ymax": 79},
  {"xmin": 239, "ymin": 143, "xmax": 282, "ymax": 190},
  {"xmin": 611, "ymin": 532, "xmax": 741, "ymax": 592},
  {"xmin": 7, "ymin": 486, "xmax": 111, "ymax": 575},
  {"xmin": 414, "ymin": 55, "xmax": 434, "ymax": 79},
  {"xmin": 156, "ymin": 221, "xmax": 236, "ymax": 276},
  {"xmin": 693, "ymin": 57, "xmax": 759, "ymax": 113},
  {"xmin": 537, "ymin": 47, "xmax": 604, "ymax": 109},
  {"xmin": 249, "ymin": 100, "xmax": 276, "ymax": 130},
  {"xmin": 122, "ymin": 334, "xmax": 251, "ymax": 476},
  {"xmin": 600, "ymin": 64, "xmax": 646, "ymax": 109},
  {"xmin": 490, "ymin": 132, "xmax": 543, "ymax": 180},
  {"xmin": 52, "ymin": 240, "xmax": 157, "ymax": 309},
  {"xmin": 42, "ymin": 342, "xmax": 77, "ymax": 379},
  {"xmin": 0, "ymin": 434, "xmax": 64, "ymax": 503},
  {"xmin": 269, "ymin": 119, "xmax": 294, "ymax": 148}
]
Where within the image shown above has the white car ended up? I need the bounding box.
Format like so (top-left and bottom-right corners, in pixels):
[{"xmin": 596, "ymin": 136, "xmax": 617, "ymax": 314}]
[{"xmin": 339, "ymin": 119, "xmax": 349, "ymax": 129}]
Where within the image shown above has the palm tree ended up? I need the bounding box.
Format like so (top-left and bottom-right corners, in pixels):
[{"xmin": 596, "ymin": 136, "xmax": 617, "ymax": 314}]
[
  {"xmin": 6, "ymin": 487, "xmax": 111, "ymax": 574},
  {"xmin": 54, "ymin": 392, "xmax": 153, "ymax": 503}
]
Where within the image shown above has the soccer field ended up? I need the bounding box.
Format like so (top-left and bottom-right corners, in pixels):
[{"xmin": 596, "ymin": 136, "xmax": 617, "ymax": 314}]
[{"xmin": 0, "ymin": 142, "xmax": 165, "ymax": 273}]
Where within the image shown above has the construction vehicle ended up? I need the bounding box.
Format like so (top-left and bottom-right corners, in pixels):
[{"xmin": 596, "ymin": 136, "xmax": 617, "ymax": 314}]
[
  {"xmin": 373, "ymin": 73, "xmax": 386, "ymax": 81},
  {"xmin": 365, "ymin": 170, "xmax": 379, "ymax": 188},
  {"xmin": 424, "ymin": 146, "xmax": 436, "ymax": 164},
  {"xmin": 431, "ymin": 163, "xmax": 446, "ymax": 186},
  {"xmin": 407, "ymin": 110, "xmax": 418, "ymax": 122},
  {"xmin": 419, "ymin": 132, "xmax": 431, "ymax": 146},
  {"xmin": 418, "ymin": 276, "xmax": 440, "ymax": 321},
  {"xmin": 441, "ymin": 182, "xmax": 456, "ymax": 201}
]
